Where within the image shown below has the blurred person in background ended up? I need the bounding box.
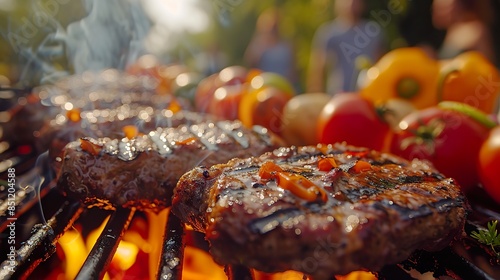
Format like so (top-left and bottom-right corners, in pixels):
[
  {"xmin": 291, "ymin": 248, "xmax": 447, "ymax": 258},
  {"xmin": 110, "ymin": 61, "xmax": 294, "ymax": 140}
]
[
  {"xmin": 432, "ymin": 0, "xmax": 499, "ymax": 118},
  {"xmin": 307, "ymin": 0, "xmax": 384, "ymax": 95},
  {"xmin": 398, "ymin": 0, "xmax": 446, "ymax": 57},
  {"xmin": 432, "ymin": 0, "xmax": 496, "ymax": 62},
  {"xmin": 244, "ymin": 7, "xmax": 299, "ymax": 90}
]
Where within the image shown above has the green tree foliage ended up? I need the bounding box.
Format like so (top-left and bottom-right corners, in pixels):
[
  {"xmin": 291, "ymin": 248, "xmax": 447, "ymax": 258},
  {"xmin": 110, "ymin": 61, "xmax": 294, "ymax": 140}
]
[
  {"xmin": 207, "ymin": 0, "xmax": 409, "ymax": 92},
  {"xmin": 0, "ymin": 0, "xmax": 412, "ymax": 89}
]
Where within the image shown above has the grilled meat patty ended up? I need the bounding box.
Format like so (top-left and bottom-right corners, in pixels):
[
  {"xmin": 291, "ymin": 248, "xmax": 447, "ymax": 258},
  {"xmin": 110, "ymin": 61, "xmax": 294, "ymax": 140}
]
[
  {"xmin": 2, "ymin": 70, "xmax": 192, "ymax": 150},
  {"xmin": 172, "ymin": 143, "xmax": 469, "ymax": 279},
  {"xmin": 45, "ymin": 109, "xmax": 211, "ymax": 172},
  {"xmin": 56, "ymin": 120, "xmax": 284, "ymax": 211}
]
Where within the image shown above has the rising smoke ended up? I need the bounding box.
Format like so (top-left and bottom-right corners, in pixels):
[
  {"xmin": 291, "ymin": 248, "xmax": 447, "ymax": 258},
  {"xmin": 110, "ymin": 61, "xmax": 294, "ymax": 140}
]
[{"xmin": 4, "ymin": 0, "xmax": 210, "ymax": 86}]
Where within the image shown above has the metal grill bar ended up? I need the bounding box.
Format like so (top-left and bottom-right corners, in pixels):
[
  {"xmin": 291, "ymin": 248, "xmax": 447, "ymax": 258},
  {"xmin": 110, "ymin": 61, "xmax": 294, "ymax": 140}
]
[
  {"xmin": 157, "ymin": 209, "xmax": 185, "ymax": 280},
  {"xmin": 0, "ymin": 200, "xmax": 83, "ymax": 280},
  {"xmin": 380, "ymin": 247, "xmax": 495, "ymax": 280},
  {"xmin": 436, "ymin": 247, "xmax": 495, "ymax": 280},
  {"xmin": 224, "ymin": 264, "xmax": 254, "ymax": 280},
  {"xmin": 0, "ymin": 151, "xmax": 52, "ymax": 231},
  {"xmin": 75, "ymin": 207, "xmax": 135, "ymax": 280},
  {"xmin": 0, "ymin": 182, "xmax": 54, "ymax": 232},
  {"xmin": 377, "ymin": 265, "xmax": 415, "ymax": 280}
]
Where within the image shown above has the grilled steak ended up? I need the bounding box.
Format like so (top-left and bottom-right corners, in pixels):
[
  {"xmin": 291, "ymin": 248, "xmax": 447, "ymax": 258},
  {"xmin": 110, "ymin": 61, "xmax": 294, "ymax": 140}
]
[
  {"xmin": 172, "ymin": 143, "xmax": 469, "ymax": 279},
  {"xmin": 56, "ymin": 120, "xmax": 284, "ymax": 211}
]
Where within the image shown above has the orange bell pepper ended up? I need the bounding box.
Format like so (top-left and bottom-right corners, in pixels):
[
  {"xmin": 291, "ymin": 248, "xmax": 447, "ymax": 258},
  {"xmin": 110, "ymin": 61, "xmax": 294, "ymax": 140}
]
[
  {"xmin": 359, "ymin": 47, "xmax": 439, "ymax": 109},
  {"xmin": 438, "ymin": 51, "xmax": 500, "ymax": 114},
  {"xmin": 80, "ymin": 138, "xmax": 102, "ymax": 156}
]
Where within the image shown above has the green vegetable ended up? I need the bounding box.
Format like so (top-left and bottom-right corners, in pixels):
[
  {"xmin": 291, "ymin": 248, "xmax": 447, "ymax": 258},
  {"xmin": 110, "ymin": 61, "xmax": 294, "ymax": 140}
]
[{"xmin": 471, "ymin": 220, "xmax": 500, "ymax": 259}]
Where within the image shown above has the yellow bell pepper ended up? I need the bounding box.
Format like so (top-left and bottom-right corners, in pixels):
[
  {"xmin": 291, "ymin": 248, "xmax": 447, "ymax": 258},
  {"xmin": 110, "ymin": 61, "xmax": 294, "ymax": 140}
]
[
  {"xmin": 359, "ymin": 47, "xmax": 439, "ymax": 109},
  {"xmin": 438, "ymin": 51, "xmax": 500, "ymax": 114}
]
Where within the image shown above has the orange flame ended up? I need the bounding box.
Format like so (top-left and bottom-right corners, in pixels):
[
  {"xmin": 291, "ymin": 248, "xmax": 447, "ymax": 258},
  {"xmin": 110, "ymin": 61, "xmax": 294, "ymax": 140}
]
[
  {"xmin": 57, "ymin": 215, "xmax": 141, "ymax": 280},
  {"xmin": 182, "ymin": 246, "xmax": 226, "ymax": 280},
  {"xmin": 58, "ymin": 229, "xmax": 87, "ymax": 280},
  {"xmin": 86, "ymin": 216, "xmax": 141, "ymax": 275},
  {"xmin": 146, "ymin": 209, "xmax": 169, "ymax": 280},
  {"xmin": 57, "ymin": 211, "xmax": 377, "ymax": 280}
]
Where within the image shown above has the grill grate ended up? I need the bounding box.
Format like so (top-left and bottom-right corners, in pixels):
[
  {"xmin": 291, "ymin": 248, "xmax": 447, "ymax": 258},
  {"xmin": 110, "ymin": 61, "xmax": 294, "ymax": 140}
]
[
  {"xmin": 0, "ymin": 198, "xmax": 82, "ymax": 280},
  {"xmin": 75, "ymin": 207, "xmax": 135, "ymax": 280},
  {"xmin": 1, "ymin": 138, "xmax": 500, "ymax": 280},
  {"xmin": 158, "ymin": 210, "xmax": 184, "ymax": 279}
]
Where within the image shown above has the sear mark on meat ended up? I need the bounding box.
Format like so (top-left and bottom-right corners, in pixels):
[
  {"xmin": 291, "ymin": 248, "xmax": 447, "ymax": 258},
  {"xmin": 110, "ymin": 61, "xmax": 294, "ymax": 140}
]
[
  {"xmin": 171, "ymin": 143, "xmax": 470, "ymax": 279},
  {"xmin": 56, "ymin": 120, "xmax": 284, "ymax": 211},
  {"xmin": 248, "ymin": 208, "xmax": 303, "ymax": 235}
]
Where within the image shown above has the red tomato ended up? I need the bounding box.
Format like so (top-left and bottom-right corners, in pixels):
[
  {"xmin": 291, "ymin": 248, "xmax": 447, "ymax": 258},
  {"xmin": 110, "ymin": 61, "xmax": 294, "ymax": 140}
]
[
  {"xmin": 478, "ymin": 126, "xmax": 500, "ymax": 203},
  {"xmin": 218, "ymin": 65, "xmax": 248, "ymax": 85},
  {"xmin": 127, "ymin": 55, "xmax": 189, "ymax": 95},
  {"xmin": 208, "ymin": 84, "xmax": 247, "ymax": 120},
  {"xmin": 194, "ymin": 73, "xmax": 220, "ymax": 113},
  {"xmin": 316, "ymin": 93, "xmax": 391, "ymax": 151},
  {"xmin": 194, "ymin": 65, "xmax": 248, "ymax": 113},
  {"xmin": 252, "ymin": 88, "xmax": 291, "ymax": 134},
  {"xmin": 390, "ymin": 107, "xmax": 491, "ymax": 192}
]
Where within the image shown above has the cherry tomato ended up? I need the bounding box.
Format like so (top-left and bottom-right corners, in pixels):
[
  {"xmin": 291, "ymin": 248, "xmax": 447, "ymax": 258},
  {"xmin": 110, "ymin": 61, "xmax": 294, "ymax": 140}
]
[
  {"xmin": 316, "ymin": 93, "xmax": 391, "ymax": 151},
  {"xmin": 478, "ymin": 126, "xmax": 500, "ymax": 203},
  {"xmin": 390, "ymin": 106, "xmax": 491, "ymax": 192}
]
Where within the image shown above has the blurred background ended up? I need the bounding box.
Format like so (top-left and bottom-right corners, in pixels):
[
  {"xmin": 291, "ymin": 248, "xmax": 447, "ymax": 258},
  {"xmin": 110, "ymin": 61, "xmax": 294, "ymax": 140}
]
[{"xmin": 0, "ymin": 0, "xmax": 499, "ymax": 92}]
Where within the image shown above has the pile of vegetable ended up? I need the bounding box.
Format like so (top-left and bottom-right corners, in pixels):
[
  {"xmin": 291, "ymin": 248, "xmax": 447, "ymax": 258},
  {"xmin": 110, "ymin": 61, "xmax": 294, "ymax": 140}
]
[
  {"xmin": 289, "ymin": 48, "xmax": 500, "ymax": 202},
  {"xmin": 138, "ymin": 48, "xmax": 500, "ymax": 204}
]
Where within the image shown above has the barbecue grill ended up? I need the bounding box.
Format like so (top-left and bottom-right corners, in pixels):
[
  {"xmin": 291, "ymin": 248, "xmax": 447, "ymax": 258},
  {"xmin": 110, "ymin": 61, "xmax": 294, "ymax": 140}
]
[
  {"xmin": 1, "ymin": 93, "xmax": 500, "ymax": 280},
  {"xmin": 2, "ymin": 0, "xmax": 500, "ymax": 278}
]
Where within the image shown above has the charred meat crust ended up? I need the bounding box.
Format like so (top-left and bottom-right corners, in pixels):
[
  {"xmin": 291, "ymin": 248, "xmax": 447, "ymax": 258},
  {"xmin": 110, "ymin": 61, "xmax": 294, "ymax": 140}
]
[
  {"xmin": 56, "ymin": 120, "xmax": 283, "ymax": 211},
  {"xmin": 171, "ymin": 143, "xmax": 470, "ymax": 279}
]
